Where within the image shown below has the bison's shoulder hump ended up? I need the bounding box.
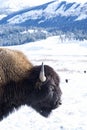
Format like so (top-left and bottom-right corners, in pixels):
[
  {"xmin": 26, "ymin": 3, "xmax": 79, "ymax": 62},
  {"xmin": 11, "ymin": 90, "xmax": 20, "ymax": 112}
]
[{"xmin": 0, "ymin": 48, "xmax": 33, "ymax": 83}]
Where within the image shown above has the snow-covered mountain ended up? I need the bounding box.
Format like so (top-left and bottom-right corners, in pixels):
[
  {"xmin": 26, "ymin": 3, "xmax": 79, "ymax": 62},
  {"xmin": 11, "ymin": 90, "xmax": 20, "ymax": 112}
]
[
  {"xmin": 0, "ymin": 0, "xmax": 53, "ymax": 11},
  {"xmin": 0, "ymin": 0, "xmax": 87, "ymax": 46},
  {"xmin": 0, "ymin": 0, "xmax": 87, "ymax": 32}
]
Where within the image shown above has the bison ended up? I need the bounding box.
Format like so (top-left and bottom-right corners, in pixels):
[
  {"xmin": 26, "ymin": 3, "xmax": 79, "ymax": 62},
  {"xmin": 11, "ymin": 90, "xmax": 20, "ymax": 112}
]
[{"xmin": 0, "ymin": 48, "xmax": 62, "ymax": 121}]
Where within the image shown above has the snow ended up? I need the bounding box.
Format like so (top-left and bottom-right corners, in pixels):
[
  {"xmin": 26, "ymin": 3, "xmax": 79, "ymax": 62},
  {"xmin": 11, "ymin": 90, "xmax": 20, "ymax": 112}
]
[
  {"xmin": 43, "ymin": 1, "xmax": 87, "ymax": 20},
  {"xmin": 0, "ymin": 0, "xmax": 53, "ymax": 12},
  {"xmin": 0, "ymin": 14, "xmax": 7, "ymax": 20},
  {"xmin": 6, "ymin": 0, "xmax": 87, "ymax": 25},
  {"xmin": 0, "ymin": 0, "xmax": 87, "ymax": 24},
  {"xmin": 8, "ymin": 10, "xmax": 43, "ymax": 24},
  {"xmin": 66, "ymin": 0, "xmax": 87, "ymax": 3},
  {"xmin": 0, "ymin": 36, "xmax": 87, "ymax": 130},
  {"xmin": 0, "ymin": 0, "xmax": 86, "ymax": 11},
  {"xmin": 75, "ymin": 13, "xmax": 87, "ymax": 20},
  {"xmin": 0, "ymin": 0, "xmax": 87, "ymax": 14}
]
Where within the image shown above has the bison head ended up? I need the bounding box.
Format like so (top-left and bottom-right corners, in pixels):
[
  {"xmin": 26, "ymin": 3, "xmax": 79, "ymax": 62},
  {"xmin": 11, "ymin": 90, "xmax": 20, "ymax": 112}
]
[{"xmin": 28, "ymin": 63, "xmax": 62, "ymax": 117}]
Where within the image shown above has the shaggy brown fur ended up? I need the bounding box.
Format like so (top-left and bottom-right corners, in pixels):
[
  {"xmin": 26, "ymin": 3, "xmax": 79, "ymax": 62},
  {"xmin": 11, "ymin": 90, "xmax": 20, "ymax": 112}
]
[
  {"xmin": 0, "ymin": 48, "xmax": 33, "ymax": 83},
  {"xmin": 0, "ymin": 48, "xmax": 62, "ymax": 121},
  {"xmin": 0, "ymin": 48, "xmax": 33, "ymax": 97}
]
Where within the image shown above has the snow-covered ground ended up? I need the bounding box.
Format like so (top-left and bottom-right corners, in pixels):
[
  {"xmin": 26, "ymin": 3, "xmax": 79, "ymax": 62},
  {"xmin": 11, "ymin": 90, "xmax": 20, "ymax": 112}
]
[{"xmin": 0, "ymin": 36, "xmax": 87, "ymax": 130}]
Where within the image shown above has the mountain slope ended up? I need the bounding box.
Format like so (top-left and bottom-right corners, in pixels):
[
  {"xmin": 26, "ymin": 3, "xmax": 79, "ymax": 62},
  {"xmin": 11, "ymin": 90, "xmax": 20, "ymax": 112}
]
[
  {"xmin": 0, "ymin": 0, "xmax": 53, "ymax": 12},
  {"xmin": 0, "ymin": 0, "xmax": 87, "ymax": 31},
  {"xmin": 0, "ymin": 0, "xmax": 87, "ymax": 46}
]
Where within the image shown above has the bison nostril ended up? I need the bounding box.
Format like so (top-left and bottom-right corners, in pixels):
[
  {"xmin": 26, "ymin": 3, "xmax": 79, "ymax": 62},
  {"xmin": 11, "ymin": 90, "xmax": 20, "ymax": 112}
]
[
  {"xmin": 59, "ymin": 101, "xmax": 62, "ymax": 105},
  {"xmin": 58, "ymin": 99, "xmax": 62, "ymax": 105}
]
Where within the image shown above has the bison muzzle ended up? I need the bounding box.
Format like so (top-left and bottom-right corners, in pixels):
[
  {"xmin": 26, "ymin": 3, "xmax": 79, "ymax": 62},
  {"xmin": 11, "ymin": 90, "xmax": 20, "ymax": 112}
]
[{"xmin": 0, "ymin": 48, "xmax": 62, "ymax": 120}]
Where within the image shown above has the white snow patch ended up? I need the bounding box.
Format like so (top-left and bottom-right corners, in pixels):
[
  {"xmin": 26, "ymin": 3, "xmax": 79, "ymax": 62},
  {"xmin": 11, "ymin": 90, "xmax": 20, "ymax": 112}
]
[
  {"xmin": 0, "ymin": 14, "xmax": 7, "ymax": 20},
  {"xmin": 8, "ymin": 10, "xmax": 43, "ymax": 24}
]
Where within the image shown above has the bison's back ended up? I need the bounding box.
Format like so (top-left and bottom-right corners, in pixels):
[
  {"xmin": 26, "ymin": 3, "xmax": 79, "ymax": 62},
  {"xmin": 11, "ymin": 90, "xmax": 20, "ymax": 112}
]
[{"xmin": 0, "ymin": 48, "xmax": 33, "ymax": 85}]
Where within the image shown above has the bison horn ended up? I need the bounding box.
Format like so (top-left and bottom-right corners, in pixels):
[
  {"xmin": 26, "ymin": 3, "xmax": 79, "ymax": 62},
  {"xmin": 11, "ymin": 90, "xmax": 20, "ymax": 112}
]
[{"xmin": 39, "ymin": 62, "xmax": 46, "ymax": 82}]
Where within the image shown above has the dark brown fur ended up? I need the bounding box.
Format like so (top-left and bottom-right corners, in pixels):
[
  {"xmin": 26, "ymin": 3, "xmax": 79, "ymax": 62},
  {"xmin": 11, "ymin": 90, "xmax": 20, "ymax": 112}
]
[{"xmin": 0, "ymin": 48, "xmax": 62, "ymax": 120}]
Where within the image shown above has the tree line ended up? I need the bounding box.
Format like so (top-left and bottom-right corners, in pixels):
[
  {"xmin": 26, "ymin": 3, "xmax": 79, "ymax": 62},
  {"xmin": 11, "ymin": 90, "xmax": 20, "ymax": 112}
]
[{"xmin": 0, "ymin": 25, "xmax": 87, "ymax": 46}]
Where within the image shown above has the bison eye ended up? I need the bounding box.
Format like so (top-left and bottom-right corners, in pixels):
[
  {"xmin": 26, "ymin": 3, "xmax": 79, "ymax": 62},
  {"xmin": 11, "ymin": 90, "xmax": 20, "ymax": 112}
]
[
  {"xmin": 49, "ymin": 85, "xmax": 55, "ymax": 98},
  {"xmin": 50, "ymin": 85, "xmax": 55, "ymax": 92}
]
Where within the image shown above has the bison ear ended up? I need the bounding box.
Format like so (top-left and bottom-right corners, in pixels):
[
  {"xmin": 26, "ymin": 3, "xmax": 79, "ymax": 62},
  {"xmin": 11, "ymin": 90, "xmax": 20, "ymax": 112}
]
[{"xmin": 39, "ymin": 62, "xmax": 46, "ymax": 82}]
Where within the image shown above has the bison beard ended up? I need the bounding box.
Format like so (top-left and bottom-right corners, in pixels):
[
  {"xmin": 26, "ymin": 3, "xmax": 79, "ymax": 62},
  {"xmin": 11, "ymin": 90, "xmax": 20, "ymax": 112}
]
[{"xmin": 0, "ymin": 48, "xmax": 62, "ymax": 121}]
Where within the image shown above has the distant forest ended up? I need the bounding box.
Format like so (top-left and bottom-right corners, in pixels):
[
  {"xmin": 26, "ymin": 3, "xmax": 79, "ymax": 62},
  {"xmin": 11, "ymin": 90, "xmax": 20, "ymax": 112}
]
[{"xmin": 0, "ymin": 25, "xmax": 87, "ymax": 46}]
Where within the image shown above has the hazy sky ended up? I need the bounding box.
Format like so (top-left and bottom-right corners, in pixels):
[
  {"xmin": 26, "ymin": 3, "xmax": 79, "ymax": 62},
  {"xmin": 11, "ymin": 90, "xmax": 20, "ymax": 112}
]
[
  {"xmin": 19, "ymin": 0, "xmax": 87, "ymax": 6},
  {"xmin": 66, "ymin": 0, "xmax": 86, "ymax": 3}
]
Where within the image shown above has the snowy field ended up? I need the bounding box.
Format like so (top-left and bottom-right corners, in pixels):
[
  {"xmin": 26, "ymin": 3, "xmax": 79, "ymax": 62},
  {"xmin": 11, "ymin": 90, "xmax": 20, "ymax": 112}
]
[{"xmin": 0, "ymin": 36, "xmax": 87, "ymax": 130}]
